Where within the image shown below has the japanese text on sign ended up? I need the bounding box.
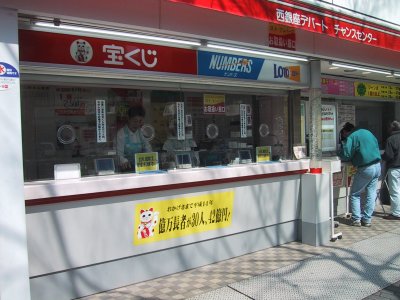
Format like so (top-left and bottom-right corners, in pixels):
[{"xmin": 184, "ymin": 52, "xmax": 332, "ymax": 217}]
[
  {"xmin": 96, "ymin": 99, "xmax": 107, "ymax": 143},
  {"xmin": 275, "ymin": 9, "xmax": 377, "ymax": 44},
  {"xmin": 54, "ymin": 87, "xmax": 91, "ymax": 116},
  {"xmin": 321, "ymin": 104, "xmax": 337, "ymax": 152},
  {"xmin": 240, "ymin": 104, "xmax": 248, "ymax": 138},
  {"xmin": 103, "ymin": 44, "xmax": 158, "ymax": 68},
  {"xmin": 176, "ymin": 102, "xmax": 185, "ymax": 141},
  {"xmin": 256, "ymin": 146, "xmax": 271, "ymax": 163},
  {"xmin": 355, "ymin": 82, "xmax": 400, "ymax": 100},
  {"xmin": 269, "ymin": 23, "xmax": 296, "ymax": 50},
  {"xmin": 203, "ymin": 94, "xmax": 226, "ymax": 114},
  {"xmin": 135, "ymin": 152, "xmax": 159, "ymax": 173},
  {"xmin": 276, "ymin": 8, "xmax": 328, "ymax": 32},
  {"xmin": 164, "ymin": 1, "xmax": 400, "ymax": 52},
  {"xmin": 134, "ymin": 191, "xmax": 234, "ymax": 245}
]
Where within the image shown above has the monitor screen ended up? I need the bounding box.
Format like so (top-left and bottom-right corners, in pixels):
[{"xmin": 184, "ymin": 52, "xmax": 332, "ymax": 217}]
[
  {"xmin": 95, "ymin": 158, "xmax": 115, "ymax": 175},
  {"xmin": 239, "ymin": 150, "xmax": 251, "ymax": 161},
  {"xmin": 175, "ymin": 153, "xmax": 192, "ymax": 168},
  {"xmin": 199, "ymin": 151, "xmax": 223, "ymax": 167},
  {"xmin": 177, "ymin": 154, "xmax": 190, "ymax": 164}
]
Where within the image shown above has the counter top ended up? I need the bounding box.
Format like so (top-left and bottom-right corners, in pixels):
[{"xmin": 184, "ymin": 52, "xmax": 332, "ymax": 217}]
[{"xmin": 25, "ymin": 160, "xmax": 310, "ymax": 205}]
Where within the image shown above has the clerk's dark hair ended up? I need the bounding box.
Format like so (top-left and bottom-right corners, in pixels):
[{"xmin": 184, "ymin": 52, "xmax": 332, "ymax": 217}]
[{"xmin": 128, "ymin": 106, "xmax": 145, "ymax": 119}]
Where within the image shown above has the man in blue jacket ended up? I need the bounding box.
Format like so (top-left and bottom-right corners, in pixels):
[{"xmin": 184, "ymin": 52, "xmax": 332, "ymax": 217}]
[
  {"xmin": 382, "ymin": 120, "xmax": 400, "ymax": 220},
  {"xmin": 339, "ymin": 123, "xmax": 381, "ymax": 227}
]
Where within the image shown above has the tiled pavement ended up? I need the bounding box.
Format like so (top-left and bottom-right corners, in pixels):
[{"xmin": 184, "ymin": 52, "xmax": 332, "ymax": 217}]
[{"xmin": 79, "ymin": 205, "xmax": 400, "ymax": 300}]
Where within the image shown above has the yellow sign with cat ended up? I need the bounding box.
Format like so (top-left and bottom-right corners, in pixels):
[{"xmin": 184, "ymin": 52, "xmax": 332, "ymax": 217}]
[{"xmin": 134, "ymin": 190, "xmax": 234, "ymax": 245}]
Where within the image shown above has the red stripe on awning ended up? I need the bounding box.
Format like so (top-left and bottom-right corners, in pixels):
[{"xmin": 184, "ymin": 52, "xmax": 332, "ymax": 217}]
[{"xmin": 168, "ymin": 0, "xmax": 400, "ymax": 52}]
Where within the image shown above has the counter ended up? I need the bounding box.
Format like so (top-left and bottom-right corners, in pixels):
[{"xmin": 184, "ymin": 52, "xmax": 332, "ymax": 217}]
[
  {"xmin": 25, "ymin": 160, "xmax": 309, "ymax": 300},
  {"xmin": 25, "ymin": 159, "xmax": 310, "ymax": 205}
]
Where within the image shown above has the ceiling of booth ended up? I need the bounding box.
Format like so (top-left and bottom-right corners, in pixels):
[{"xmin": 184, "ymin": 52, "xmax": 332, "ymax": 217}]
[{"xmin": 320, "ymin": 60, "xmax": 400, "ymax": 85}]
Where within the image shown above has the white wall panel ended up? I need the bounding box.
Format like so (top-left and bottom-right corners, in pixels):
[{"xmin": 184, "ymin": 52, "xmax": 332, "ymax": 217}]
[
  {"xmin": 26, "ymin": 176, "xmax": 301, "ymax": 277},
  {"xmin": 0, "ymin": 7, "xmax": 31, "ymax": 300}
]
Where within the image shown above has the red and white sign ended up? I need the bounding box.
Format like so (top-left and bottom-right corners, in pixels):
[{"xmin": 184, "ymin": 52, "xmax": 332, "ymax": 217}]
[
  {"xmin": 19, "ymin": 30, "xmax": 198, "ymax": 74},
  {"xmin": 268, "ymin": 23, "xmax": 296, "ymax": 51},
  {"xmin": 169, "ymin": 0, "xmax": 400, "ymax": 52}
]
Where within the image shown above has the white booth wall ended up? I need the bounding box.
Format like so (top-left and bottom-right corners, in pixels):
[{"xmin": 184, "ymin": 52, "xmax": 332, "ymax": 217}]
[{"xmin": 26, "ymin": 166, "xmax": 305, "ymax": 300}]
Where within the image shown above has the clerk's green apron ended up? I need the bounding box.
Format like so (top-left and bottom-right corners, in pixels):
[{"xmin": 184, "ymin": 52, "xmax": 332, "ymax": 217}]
[{"xmin": 124, "ymin": 127, "xmax": 145, "ymax": 168}]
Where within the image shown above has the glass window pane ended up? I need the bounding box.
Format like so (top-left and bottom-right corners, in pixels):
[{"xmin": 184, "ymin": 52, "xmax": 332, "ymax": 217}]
[{"xmin": 21, "ymin": 83, "xmax": 291, "ymax": 181}]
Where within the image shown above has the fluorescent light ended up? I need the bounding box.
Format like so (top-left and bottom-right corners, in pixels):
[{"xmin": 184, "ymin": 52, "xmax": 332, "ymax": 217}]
[
  {"xmin": 394, "ymin": 73, "xmax": 400, "ymax": 77},
  {"xmin": 35, "ymin": 22, "xmax": 201, "ymax": 46},
  {"xmin": 207, "ymin": 43, "xmax": 308, "ymax": 62},
  {"xmin": 331, "ymin": 62, "xmax": 391, "ymax": 75}
]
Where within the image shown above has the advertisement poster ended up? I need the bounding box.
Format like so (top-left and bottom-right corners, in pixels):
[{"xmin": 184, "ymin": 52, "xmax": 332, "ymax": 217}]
[
  {"xmin": 256, "ymin": 146, "xmax": 271, "ymax": 162},
  {"xmin": 355, "ymin": 82, "xmax": 400, "ymax": 100},
  {"xmin": 268, "ymin": 23, "xmax": 296, "ymax": 50},
  {"xmin": 338, "ymin": 104, "xmax": 355, "ymax": 130},
  {"xmin": 197, "ymin": 50, "xmax": 263, "ymax": 80},
  {"xmin": 321, "ymin": 104, "xmax": 337, "ymax": 152},
  {"xmin": 135, "ymin": 152, "xmax": 159, "ymax": 173},
  {"xmin": 54, "ymin": 87, "xmax": 93, "ymax": 116},
  {"xmin": 19, "ymin": 30, "xmax": 197, "ymax": 74},
  {"xmin": 321, "ymin": 77, "xmax": 355, "ymax": 96},
  {"xmin": 197, "ymin": 51, "xmax": 308, "ymax": 85},
  {"xmin": 0, "ymin": 62, "xmax": 19, "ymax": 91},
  {"xmin": 134, "ymin": 190, "xmax": 234, "ymax": 245},
  {"xmin": 96, "ymin": 99, "xmax": 107, "ymax": 143},
  {"xmin": 176, "ymin": 101, "xmax": 185, "ymax": 140},
  {"xmin": 203, "ymin": 94, "xmax": 226, "ymax": 114},
  {"xmin": 240, "ymin": 104, "xmax": 248, "ymax": 138}
]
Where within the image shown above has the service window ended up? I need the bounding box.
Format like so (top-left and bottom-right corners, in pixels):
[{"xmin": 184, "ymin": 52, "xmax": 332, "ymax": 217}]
[{"xmin": 21, "ymin": 84, "xmax": 290, "ymax": 181}]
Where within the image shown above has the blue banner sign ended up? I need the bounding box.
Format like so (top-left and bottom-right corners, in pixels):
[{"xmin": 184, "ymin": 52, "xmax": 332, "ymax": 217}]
[{"xmin": 198, "ymin": 51, "xmax": 263, "ymax": 80}]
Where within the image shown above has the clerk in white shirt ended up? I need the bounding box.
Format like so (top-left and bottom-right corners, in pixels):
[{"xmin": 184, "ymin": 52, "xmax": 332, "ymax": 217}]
[{"xmin": 116, "ymin": 106, "xmax": 152, "ymax": 171}]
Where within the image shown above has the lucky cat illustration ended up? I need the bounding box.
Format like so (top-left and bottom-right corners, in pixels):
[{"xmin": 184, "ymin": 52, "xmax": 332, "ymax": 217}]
[
  {"xmin": 73, "ymin": 40, "xmax": 91, "ymax": 63},
  {"xmin": 137, "ymin": 208, "xmax": 159, "ymax": 239}
]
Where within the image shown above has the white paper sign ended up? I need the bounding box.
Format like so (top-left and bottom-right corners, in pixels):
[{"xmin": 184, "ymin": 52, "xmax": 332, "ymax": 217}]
[
  {"xmin": 96, "ymin": 99, "xmax": 107, "ymax": 143},
  {"xmin": 240, "ymin": 104, "xmax": 247, "ymax": 138},
  {"xmin": 176, "ymin": 102, "xmax": 185, "ymax": 141},
  {"xmin": 322, "ymin": 104, "xmax": 336, "ymax": 152}
]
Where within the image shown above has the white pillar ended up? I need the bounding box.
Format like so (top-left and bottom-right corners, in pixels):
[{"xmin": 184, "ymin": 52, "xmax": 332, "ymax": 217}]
[
  {"xmin": 301, "ymin": 173, "xmax": 331, "ymax": 246},
  {"xmin": 301, "ymin": 60, "xmax": 331, "ymax": 246},
  {"xmin": 309, "ymin": 60, "xmax": 322, "ymax": 173},
  {"xmin": 0, "ymin": 7, "xmax": 31, "ymax": 300}
]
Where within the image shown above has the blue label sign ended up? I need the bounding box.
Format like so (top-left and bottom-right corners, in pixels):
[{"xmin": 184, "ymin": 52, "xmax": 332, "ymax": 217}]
[
  {"xmin": 198, "ymin": 51, "xmax": 263, "ymax": 80},
  {"xmin": 0, "ymin": 62, "xmax": 19, "ymax": 78}
]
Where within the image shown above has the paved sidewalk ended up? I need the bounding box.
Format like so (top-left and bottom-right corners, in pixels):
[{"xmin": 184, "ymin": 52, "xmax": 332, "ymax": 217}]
[{"xmin": 79, "ymin": 205, "xmax": 400, "ymax": 300}]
